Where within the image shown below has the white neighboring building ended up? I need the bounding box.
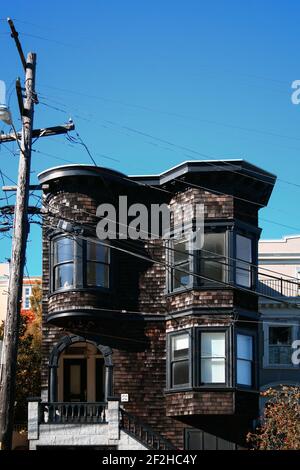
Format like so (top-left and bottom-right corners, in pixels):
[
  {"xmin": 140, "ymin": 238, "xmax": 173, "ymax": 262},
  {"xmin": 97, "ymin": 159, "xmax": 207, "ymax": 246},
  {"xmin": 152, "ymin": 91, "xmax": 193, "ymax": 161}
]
[{"xmin": 258, "ymin": 235, "xmax": 300, "ymax": 404}]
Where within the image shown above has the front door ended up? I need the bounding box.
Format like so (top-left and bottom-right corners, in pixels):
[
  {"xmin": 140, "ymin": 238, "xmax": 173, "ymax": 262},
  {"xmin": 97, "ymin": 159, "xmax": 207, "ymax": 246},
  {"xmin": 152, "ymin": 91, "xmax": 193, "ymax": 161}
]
[{"xmin": 63, "ymin": 359, "xmax": 87, "ymax": 402}]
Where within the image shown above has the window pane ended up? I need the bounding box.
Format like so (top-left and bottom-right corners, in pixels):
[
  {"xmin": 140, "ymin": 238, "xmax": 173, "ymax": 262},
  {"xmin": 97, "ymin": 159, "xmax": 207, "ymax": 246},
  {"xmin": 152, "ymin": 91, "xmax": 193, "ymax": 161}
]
[
  {"xmin": 173, "ymin": 263, "xmax": 190, "ymax": 288},
  {"xmin": 236, "ymin": 260, "xmax": 251, "ymax": 287},
  {"xmin": 201, "ymin": 358, "xmax": 225, "ymax": 383},
  {"xmin": 236, "ymin": 235, "xmax": 252, "ymax": 262},
  {"xmin": 172, "ymin": 334, "xmax": 189, "ymax": 360},
  {"xmin": 237, "ymin": 359, "xmax": 252, "ymax": 385},
  {"xmin": 174, "ymin": 240, "xmax": 189, "ymax": 264},
  {"xmin": 87, "ymin": 262, "xmax": 109, "ymax": 287},
  {"xmin": 172, "ymin": 361, "xmax": 189, "ymax": 386},
  {"xmin": 201, "ymin": 259, "xmax": 224, "ymax": 282},
  {"xmin": 236, "ymin": 235, "xmax": 252, "ymax": 287},
  {"xmin": 87, "ymin": 241, "xmax": 109, "ymax": 263},
  {"xmin": 203, "ymin": 233, "xmax": 225, "ymax": 256},
  {"xmin": 269, "ymin": 326, "xmax": 292, "ymax": 345},
  {"xmin": 269, "ymin": 346, "xmax": 292, "ymax": 365},
  {"xmin": 201, "ymin": 332, "xmax": 225, "ymax": 358},
  {"xmin": 54, "ymin": 263, "xmax": 74, "ymax": 289},
  {"xmin": 237, "ymin": 334, "xmax": 253, "ymax": 360},
  {"xmin": 54, "ymin": 237, "xmax": 74, "ymax": 264}
]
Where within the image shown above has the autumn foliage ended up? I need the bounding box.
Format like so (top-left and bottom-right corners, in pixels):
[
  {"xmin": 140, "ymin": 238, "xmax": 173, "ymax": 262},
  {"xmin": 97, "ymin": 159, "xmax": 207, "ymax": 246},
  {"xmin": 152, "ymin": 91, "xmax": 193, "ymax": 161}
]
[
  {"xmin": 0, "ymin": 281, "xmax": 42, "ymax": 423},
  {"xmin": 247, "ymin": 386, "xmax": 300, "ymax": 450}
]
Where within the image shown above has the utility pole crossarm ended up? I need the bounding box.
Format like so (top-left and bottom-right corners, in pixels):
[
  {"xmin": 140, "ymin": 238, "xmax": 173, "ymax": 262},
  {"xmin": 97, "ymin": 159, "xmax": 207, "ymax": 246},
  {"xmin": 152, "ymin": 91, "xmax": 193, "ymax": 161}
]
[{"xmin": 0, "ymin": 122, "xmax": 75, "ymax": 143}]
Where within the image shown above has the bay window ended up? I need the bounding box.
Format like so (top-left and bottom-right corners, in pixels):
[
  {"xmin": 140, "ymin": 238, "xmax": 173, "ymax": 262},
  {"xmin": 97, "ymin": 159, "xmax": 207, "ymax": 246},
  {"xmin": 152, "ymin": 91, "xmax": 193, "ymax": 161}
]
[
  {"xmin": 53, "ymin": 237, "xmax": 75, "ymax": 290},
  {"xmin": 168, "ymin": 231, "xmax": 226, "ymax": 292},
  {"xmin": 167, "ymin": 225, "xmax": 257, "ymax": 293},
  {"xmin": 200, "ymin": 332, "xmax": 226, "ymax": 384},
  {"xmin": 236, "ymin": 234, "xmax": 253, "ymax": 288},
  {"xmin": 171, "ymin": 239, "xmax": 191, "ymax": 290},
  {"xmin": 200, "ymin": 232, "xmax": 226, "ymax": 285},
  {"xmin": 86, "ymin": 241, "xmax": 110, "ymax": 288},
  {"xmin": 51, "ymin": 236, "xmax": 110, "ymax": 292},
  {"xmin": 237, "ymin": 334, "xmax": 254, "ymax": 386},
  {"xmin": 168, "ymin": 327, "xmax": 257, "ymax": 390},
  {"xmin": 170, "ymin": 333, "xmax": 190, "ymax": 387}
]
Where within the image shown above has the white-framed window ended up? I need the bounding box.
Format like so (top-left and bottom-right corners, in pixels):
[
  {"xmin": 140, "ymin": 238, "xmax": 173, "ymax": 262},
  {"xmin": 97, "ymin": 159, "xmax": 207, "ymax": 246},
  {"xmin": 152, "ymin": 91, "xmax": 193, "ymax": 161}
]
[
  {"xmin": 23, "ymin": 286, "xmax": 32, "ymax": 310},
  {"xmin": 263, "ymin": 322, "xmax": 296, "ymax": 367},
  {"xmin": 237, "ymin": 334, "xmax": 254, "ymax": 386}
]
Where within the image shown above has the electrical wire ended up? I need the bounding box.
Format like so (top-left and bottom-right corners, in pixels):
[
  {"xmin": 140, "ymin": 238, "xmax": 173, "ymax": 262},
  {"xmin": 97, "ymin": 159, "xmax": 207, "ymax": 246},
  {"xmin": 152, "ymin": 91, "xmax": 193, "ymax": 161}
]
[
  {"xmin": 41, "ymin": 211, "xmax": 297, "ymax": 307},
  {"xmin": 31, "ymin": 217, "xmax": 300, "ymax": 330},
  {"xmin": 41, "ymin": 197, "xmax": 300, "ymax": 282},
  {"xmin": 37, "ymin": 86, "xmax": 300, "ymax": 193}
]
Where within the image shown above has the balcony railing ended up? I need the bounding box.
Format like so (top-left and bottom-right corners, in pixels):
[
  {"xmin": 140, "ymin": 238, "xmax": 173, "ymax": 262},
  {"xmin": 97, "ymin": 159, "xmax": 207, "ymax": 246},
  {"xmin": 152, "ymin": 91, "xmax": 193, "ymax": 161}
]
[
  {"xmin": 39, "ymin": 402, "xmax": 107, "ymax": 424},
  {"xmin": 120, "ymin": 409, "xmax": 176, "ymax": 450},
  {"xmin": 258, "ymin": 277, "xmax": 300, "ymax": 298}
]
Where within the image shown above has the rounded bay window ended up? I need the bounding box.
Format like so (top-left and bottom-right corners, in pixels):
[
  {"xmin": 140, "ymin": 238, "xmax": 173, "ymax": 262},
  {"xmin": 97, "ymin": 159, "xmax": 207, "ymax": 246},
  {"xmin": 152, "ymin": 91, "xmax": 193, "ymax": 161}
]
[{"xmin": 51, "ymin": 234, "xmax": 110, "ymax": 293}]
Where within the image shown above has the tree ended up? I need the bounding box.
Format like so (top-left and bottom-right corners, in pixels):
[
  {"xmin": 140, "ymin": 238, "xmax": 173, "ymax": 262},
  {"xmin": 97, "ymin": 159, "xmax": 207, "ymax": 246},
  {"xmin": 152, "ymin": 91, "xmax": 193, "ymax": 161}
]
[
  {"xmin": 247, "ymin": 386, "xmax": 300, "ymax": 450},
  {"xmin": 14, "ymin": 281, "xmax": 42, "ymax": 423}
]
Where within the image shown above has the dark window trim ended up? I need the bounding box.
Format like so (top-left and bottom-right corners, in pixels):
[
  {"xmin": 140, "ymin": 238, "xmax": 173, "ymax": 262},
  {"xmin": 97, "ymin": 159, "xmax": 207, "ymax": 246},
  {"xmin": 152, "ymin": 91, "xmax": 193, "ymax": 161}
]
[
  {"xmin": 166, "ymin": 219, "xmax": 259, "ymax": 294},
  {"xmin": 50, "ymin": 234, "xmax": 111, "ymax": 294},
  {"xmin": 197, "ymin": 228, "xmax": 229, "ymax": 289},
  {"xmin": 51, "ymin": 235, "xmax": 78, "ymax": 293},
  {"xmin": 235, "ymin": 328, "xmax": 257, "ymax": 390},
  {"xmin": 167, "ymin": 329, "xmax": 193, "ymax": 390},
  {"xmin": 166, "ymin": 227, "xmax": 229, "ymax": 294},
  {"xmin": 197, "ymin": 327, "xmax": 231, "ymax": 388},
  {"xmin": 167, "ymin": 326, "xmax": 232, "ymax": 391},
  {"xmin": 166, "ymin": 237, "xmax": 195, "ymax": 293},
  {"xmin": 84, "ymin": 239, "xmax": 111, "ymax": 288},
  {"xmin": 233, "ymin": 230, "xmax": 258, "ymax": 290}
]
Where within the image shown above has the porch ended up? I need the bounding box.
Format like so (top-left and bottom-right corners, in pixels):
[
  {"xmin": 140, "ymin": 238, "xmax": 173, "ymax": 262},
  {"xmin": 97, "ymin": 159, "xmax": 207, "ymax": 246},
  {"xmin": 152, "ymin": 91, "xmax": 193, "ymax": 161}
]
[{"xmin": 28, "ymin": 399, "xmax": 175, "ymax": 450}]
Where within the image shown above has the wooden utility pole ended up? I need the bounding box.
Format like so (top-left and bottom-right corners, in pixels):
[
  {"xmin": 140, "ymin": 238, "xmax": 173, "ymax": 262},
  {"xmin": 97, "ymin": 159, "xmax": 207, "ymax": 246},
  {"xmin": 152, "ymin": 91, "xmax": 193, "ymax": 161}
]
[
  {"xmin": 0, "ymin": 51, "xmax": 36, "ymax": 450},
  {"xmin": 0, "ymin": 19, "xmax": 75, "ymax": 450}
]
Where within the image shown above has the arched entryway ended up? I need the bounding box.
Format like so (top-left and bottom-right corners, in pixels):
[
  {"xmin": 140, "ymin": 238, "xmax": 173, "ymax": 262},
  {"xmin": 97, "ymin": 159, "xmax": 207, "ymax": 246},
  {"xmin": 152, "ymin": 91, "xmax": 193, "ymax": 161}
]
[{"xmin": 48, "ymin": 335, "xmax": 113, "ymax": 403}]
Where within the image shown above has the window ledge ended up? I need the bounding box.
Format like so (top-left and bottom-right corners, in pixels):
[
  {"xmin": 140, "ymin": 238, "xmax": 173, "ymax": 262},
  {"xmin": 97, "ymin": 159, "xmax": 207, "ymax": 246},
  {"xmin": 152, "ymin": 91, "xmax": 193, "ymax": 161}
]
[
  {"xmin": 164, "ymin": 386, "xmax": 235, "ymax": 394},
  {"xmin": 48, "ymin": 287, "xmax": 111, "ymax": 298},
  {"xmin": 165, "ymin": 285, "xmax": 233, "ymax": 297},
  {"xmin": 263, "ymin": 365, "xmax": 299, "ymax": 370}
]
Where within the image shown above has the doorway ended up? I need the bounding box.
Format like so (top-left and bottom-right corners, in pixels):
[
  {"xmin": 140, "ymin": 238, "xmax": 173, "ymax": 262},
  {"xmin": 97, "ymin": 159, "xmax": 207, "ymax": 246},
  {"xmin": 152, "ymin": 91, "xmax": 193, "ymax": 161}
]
[{"xmin": 63, "ymin": 359, "xmax": 87, "ymax": 402}]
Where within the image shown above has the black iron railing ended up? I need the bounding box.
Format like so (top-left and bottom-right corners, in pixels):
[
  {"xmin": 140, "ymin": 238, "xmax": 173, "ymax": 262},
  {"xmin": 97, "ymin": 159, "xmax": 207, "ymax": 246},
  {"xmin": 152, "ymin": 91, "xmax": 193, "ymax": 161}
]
[
  {"xmin": 120, "ymin": 408, "xmax": 176, "ymax": 450},
  {"xmin": 258, "ymin": 277, "xmax": 300, "ymax": 298},
  {"xmin": 39, "ymin": 402, "xmax": 107, "ymax": 424}
]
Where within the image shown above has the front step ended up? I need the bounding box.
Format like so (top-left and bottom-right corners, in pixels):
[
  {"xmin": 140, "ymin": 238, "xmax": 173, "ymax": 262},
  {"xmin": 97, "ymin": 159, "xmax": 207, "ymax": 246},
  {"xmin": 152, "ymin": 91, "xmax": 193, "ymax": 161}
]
[{"xmin": 120, "ymin": 409, "xmax": 176, "ymax": 450}]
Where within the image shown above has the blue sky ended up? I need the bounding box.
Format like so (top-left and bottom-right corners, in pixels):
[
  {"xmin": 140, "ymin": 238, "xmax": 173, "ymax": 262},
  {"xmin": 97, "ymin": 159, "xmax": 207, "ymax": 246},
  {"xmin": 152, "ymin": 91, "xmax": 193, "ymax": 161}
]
[{"xmin": 1, "ymin": 0, "xmax": 300, "ymax": 275}]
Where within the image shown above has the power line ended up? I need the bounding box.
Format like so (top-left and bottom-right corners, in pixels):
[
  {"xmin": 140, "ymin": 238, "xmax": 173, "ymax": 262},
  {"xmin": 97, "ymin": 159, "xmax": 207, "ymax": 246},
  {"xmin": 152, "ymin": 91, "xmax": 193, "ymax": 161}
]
[
  {"xmin": 41, "ymin": 192, "xmax": 300, "ymax": 282},
  {"xmin": 41, "ymin": 211, "xmax": 297, "ymax": 307},
  {"xmin": 35, "ymin": 89, "xmax": 300, "ymax": 206},
  {"xmin": 38, "ymin": 84, "xmax": 300, "ymax": 147}
]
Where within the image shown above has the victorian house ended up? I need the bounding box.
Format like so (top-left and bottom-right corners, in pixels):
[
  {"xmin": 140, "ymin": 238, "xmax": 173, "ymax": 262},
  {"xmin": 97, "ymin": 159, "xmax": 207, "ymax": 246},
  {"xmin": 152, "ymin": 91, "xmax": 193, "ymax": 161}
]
[
  {"xmin": 258, "ymin": 235, "xmax": 300, "ymax": 412},
  {"xmin": 27, "ymin": 159, "xmax": 276, "ymax": 450}
]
